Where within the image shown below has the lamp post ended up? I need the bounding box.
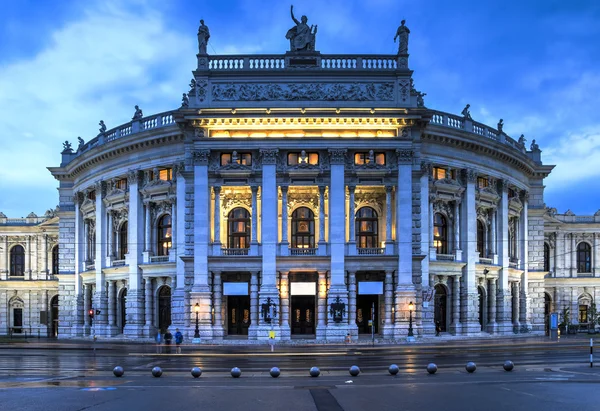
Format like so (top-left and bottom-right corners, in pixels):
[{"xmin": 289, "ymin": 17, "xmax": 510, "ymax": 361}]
[
  {"xmin": 194, "ymin": 303, "xmax": 200, "ymax": 339},
  {"xmin": 407, "ymin": 301, "xmax": 415, "ymax": 342}
]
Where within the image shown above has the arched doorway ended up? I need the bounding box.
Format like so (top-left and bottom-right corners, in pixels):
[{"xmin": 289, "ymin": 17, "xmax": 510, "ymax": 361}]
[
  {"xmin": 544, "ymin": 292, "xmax": 552, "ymax": 336},
  {"xmin": 434, "ymin": 284, "xmax": 447, "ymax": 333},
  {"xmin": 50, "ymin": 295, "xmax": 59, "ymax": 337},
  {"xmin": 478, "ymin": 286, "xmax": 485, "ymax": 331},
  {"xmin": 119, "ymin": 288, "xmax": 127, "ymax": 333},
  {"xmin": 158, "ymin": 286, "xmax": 172, "ymax": 333}
]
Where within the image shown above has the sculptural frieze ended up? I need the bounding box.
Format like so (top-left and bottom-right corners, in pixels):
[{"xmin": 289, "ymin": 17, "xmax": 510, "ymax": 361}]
[
  {"xmin": 211, "ymin": 82, "xmax": 394, "ymax": 102},
  {"xmin": 286, "ymin": 5, "xmax": 317, "ymax": 52},
  {"xmin": 394, "ymin": 20, "xmax": 410, "ymax": 55}
]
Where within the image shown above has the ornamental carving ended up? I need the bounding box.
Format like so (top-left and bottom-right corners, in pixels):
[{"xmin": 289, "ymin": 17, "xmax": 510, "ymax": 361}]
[
  {"xmin": 328, "ymin": 149, "xmax": 347, "ymax": 165},
  {"xmin": 287, "ymin": 193, "xmax": 319, "ymax": 213},
  {"xmin": 94, "ymin": 181, "xmax": 106, "ymax": 198},
  {"xmin": 111, "ymin": 209, "xmax": 129, "ymax": 232},
  {"xmin": 211, "ymin": 82, "xmax": 395, "ymax": 102},
  {"xmin": 420, "ymin": 161, "xmax": 432, "ymax": 178},
  {"xmin": 193, "ymin": 150, "xmax": 211, "ymax": 165},
  {"xmin": 150, "ymin": 201, "xmax": 172, "ymax": 222},
  {"xmin": 221, "ymin": 193, "xmax": 252, "ymax": 216},
  {"xmin": 197, "ymin": 80, "xmax": 208, "ymax": 102},
  {"xmin": 398, "ymin": 79, "xmax": 410, "ymax": 103},
  {"xmin": 260, "ymin": 149, "xmax": 279, "ymax": 165},
  {"xmin": 127, "ymin": 170, "xmax": 142, "ymax": 186},
  {"xmin": 395, "ymin": 149, "xmax": 413, "ymax": 164},
  {"xmin": 355, "ymin": 191, "xmax": 385, "ymax": 213},
  {"xmin": 462, "ymin": 168, "xmax": 477, "ymax": 183},
  {"xmin": 433, "ymin": 200, "xmax": 453, "ymax": 221}
]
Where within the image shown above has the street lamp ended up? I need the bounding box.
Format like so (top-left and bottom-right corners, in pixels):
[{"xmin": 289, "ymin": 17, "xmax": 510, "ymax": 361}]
[
  {"xmin": 408, "ymin": 301, "xmax": 414, "ymax": 338},
  {"xmin": 194, "ymin": 303, "xmax": 200, "ymax": 339}
]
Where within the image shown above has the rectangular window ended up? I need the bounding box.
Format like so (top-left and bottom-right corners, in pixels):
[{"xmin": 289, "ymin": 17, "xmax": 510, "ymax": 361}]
[
  {"xmin": 579, "ymin": 305, "xmax": 588, "ymax": 323},
  {"xmin": 88, "ymin": 191, "xmax": 96, "ymax": 201},
  {"xmin": 288, "ymin": 152, "xmax": 319, "ymax": 166},
  {"xmin": 221, "ymin": 152, "xmax": 252, "ymax": 166},
  {"xmin": 158, "ymin": 168, "xmax": 172, "ymax": 181},
  {"xmin": 477, "ymin": 177, "xmax": 489, "ymax": 189},
  {"xmin": 354, "ymin": 152, "xmax": 385, "ymax": 165},
  {"xmin": 432, "ymin": 167, "xmax": 446, "ymax": 180},
  {"xmin": 115, "ymin": 178, "xmax": 128, "ymax": 190}
]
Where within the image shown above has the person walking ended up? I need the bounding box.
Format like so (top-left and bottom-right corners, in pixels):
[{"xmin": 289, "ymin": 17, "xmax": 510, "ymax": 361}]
[
  {"xmin": 175, "ymin": 328, "xmax": 184, "ymax": 354},
  {"xmin": 164, "ymin": 328, "xmax": 173, "ymax": 354}
]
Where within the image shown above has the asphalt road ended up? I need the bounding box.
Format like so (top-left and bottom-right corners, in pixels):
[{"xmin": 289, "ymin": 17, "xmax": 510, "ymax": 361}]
[{"xmin": 1, "ymin": 335, "xmax": 600, "ymax": 410}]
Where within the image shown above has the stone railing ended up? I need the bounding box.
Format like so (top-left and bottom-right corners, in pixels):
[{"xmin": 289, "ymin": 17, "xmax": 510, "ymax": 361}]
[
  {"xmin": 150, "ymin": 256, "xmax": 169, "ymax": 263},
  {"xmin": 290, "ymin": 248, "xmax": 317, "ymax": 256},
  {"xmin": 222, "ymin": 248, "xmax": 249, "ymax": 256},
  {"xmin": 479, "ymin": 257, "xmax": 493, "ymax": 265},
  {"xmin": 436, "ymin": 254, "xmax": 455, "ymax": 261},
  {"xmin": 112, "ymin": 259, "xmax": 126, "ymax": 267},
  {"xmin": 207, "ymin": 54, "xmax": 398, "ymax": 71},
  {"xmin": 85, "ymin": 262, "xmax": 95, "ymax": 271},
  {"xmin": 357, "ymin": 247, "xmax": 385, "ymax": 255}
]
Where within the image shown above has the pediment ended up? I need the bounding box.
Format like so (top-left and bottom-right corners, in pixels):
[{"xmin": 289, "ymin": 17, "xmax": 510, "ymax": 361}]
[
  {"xmin": 476, "ymin": 187, "xmax": 500, "ymax": 209},
  {"xmin": 141, "ymin": 180, "xmax": 173, "ymax": 198},
  {"xmin": 431, "ymin": 178, "xmax": 464, "ymax": 201},
  {"xmin": 104, "ymin": 188, "xmax": 129, "ymax": 209}
]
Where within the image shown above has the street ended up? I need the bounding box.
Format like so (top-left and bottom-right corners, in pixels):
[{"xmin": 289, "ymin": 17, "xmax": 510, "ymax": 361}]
[{"xmin": 1, "ymin": 335, "xmax": 600, "ymax": 410}]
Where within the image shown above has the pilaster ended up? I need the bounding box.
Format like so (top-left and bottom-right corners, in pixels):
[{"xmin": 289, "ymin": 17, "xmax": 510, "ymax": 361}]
[{"xmin": 496, "ymin": 179, "xmax": 512, "ymax": 333}]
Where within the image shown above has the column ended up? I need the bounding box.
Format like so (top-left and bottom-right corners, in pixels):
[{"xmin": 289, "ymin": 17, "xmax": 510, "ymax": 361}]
[
  {"xmin": 487, "ymin": 278, "xmax": 497, "ymax": 333},
  {"xmin": 43, "ymin": 234, "xmax": 49, "ymax": 278},
  {"xmin": 460, "ymin": 169, "xmax": 479, "ymax": 334},
  {"xmin": 144, "ymin": 204, "xmax": 151, "ymax": 253},
  {"xmin": 449, "ymin": 275, "xmax": 462, "ymax": 334},
  {"xmin": 172, "ymin": 167, "xmax": 187, "ymax": 330},
  {"xmin": 519, "ymin": 192, "xmax": 529, "ymax": 325},
  {"xmin": 571, "ymin": 234, "xmax": 576, "ymax": 278},
  {"xmin": 385, "ymin": 185, "xmax": 394, "ymax": 254},
  {"xmin": 41, "ymin": 290, "xmax": 49, "ymax": 335},
  {"xmin": 213, "ymin": 271, "xmax": 223, "ymax": 339},
  {"xmin": 316, "ymin": 270, "xmax": 327, "ymax": 339},
  {"xmin": 94, "ymin": 180, "xmax": 108, "ymax": 334},
  {"xmin": 170, "ymin": 199, "xmax": 177, "ymax": 257},
  {"xmin": 107, "ymin": 212, "xmax": 113, "ymax": 258},
  {"xmin": 594, "ymin": 233, "xmax": 598, "ymax": 277},
  {"xmin": 108, "ymin": 281, "xmax": 116, "ymax": 333},
  {"xmin": 280, "ymin": 185, "xmax": 288, "ymax": 244},
  {"xmin": 0, "ymin": 236, "xmax": 6, "ymax": 280},
  {"xmin": 25, "ymin": 236, "xmax": 31, "ymax": 279},
  {"xmin": 454, "ymin": 200, "xmax": 461, "ymax": 253},
  {"xmin": 144, "ymin": 278, "xmax": 153, "ymax": 331},
  {"xmin": 318, "ymin": 185, "xmax": 326, "ymax": 246},
  {"xmin": 348, "ymin": 185, "xmax": 356, "ymax": 245},
  {"xmin": 348, "ymin": 271, "xmax": 357, "ymax": 338},
  {"xmin": 74, "ymin": 194, "xmax": 85, "ymax": 336},
  {"xmin": 248, "ymin": 271, "xmax": 259, "ymax": 338},
  {"xmin": 512, "ymin": 282, "xmax": 520, "ymax": 326},
  {"xmin": 496, "ymin": 179, "xmax": 512, "ymax": 333},
  {"xmin": 192, "ymin": 150, "xmax": 213, "ymax": 338},
  {"xmin": 327, "ymin": 149, "xmax": 349, "ymax": 340},
  {"xmin": 382, "ymin": 270, "xmax": 394, "ymax": 338},
  {"xmin": 491, "ymin": 209, "xmax": 497, "ymax": 256},
  {"xmin": 83, "ymin": 284, "xmax": 91, "ymax": 332},
  {"xmin": 213, "ymin": 185, "xmax": 221, "ymax": 244},
  {"xmin": 84, "ymin": 220, "xmax": 89, "ymax": 263},
  {"xmin": 280, "ymin": 271, "xmax": 290, "ymax": 339}
]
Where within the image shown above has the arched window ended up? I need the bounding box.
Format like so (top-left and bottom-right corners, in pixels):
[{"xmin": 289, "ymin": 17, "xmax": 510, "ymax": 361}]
[
  {"xmin": 356, "ymin": 207, "xmax": 379, "ymax": 248},
  {"xmin": 51, "ymin": 245, "xmax": 59, "ymax": 275},
  {"xmin": 577, "ymin": 242, "xmax": 592, "ymax": 273},
  {"xmin": 291, "ymin": 207, "xmax": 315, "ymax": 249},
  {"xmin": 433, "ymin": 213, "xmax": 448, "ymax": 254},
  {"xmin": 544, "ymin": 243, "xmax": 550, "ymax": 272},
  {"xmin": 10, "ymin": 245, "xmax": 25, "ymax": 276},
  {"xmin": 228, "ymin": 208, "xmax": 250, "ymax": 249},
  {"xmin": 476, "ymin": 220, "xmax": 485, "ymax": 256},
  {"xmin": 157, "ymin": 215, "xmax": 172, "ymax": 256},
  {"xmin": 118, "ymin": 222, "xmax": 128, "ymax": 260}
]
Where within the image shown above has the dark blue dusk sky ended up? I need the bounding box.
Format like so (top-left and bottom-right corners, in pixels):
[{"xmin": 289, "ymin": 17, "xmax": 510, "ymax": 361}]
[{"xmin": 1, "ymin": 0, "xmax": 599, "ymax": 217}]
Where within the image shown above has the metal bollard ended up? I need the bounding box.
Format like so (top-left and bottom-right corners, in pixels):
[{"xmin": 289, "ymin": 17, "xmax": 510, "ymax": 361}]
[
  {"xmin": 465, "ymin": 362, "xmax": 476, "ymax": 373},
  {"xmin": 270, "ymin": 367, "xmax": 281, "ymax": 378},
  {"xmin": 191, "ymin": 367, "xmax": 202, "ymax": 378},
  {"xmin": 152, "ymin": 366, "xmax": 163, "ymax": 377},
  {"xmin": 113, "ymin": 366, "xmax": 124, "ymax": 377},
  {"xmin": 503, "ymin": 360, "xmax": 514, "ymax": 371},
  {"xmin": 349, "ymin": 365, "xmax": 360, "ymax": 377},
  {"xmin": 388, "ymin": 364, "xmax": 400, "ymax": 375},
  {"xmin": 309, "ymin": 366, "xmax": 320, "ymax": 377},
  {"xmin": 426, "ymin": 363, "xmax": 438, "ymax": 374},
  {"xmin": 231, "ymin": 367, "xmax": 242, "ymax": 378}
]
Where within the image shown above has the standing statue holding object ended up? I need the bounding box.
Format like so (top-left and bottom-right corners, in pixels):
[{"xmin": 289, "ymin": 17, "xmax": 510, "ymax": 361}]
[
  {"xmin": 394, "ymin": 20, "xmax": 410, "ymax": 54},
  {"xmin": 286, "ymin": 5, "xmax": 317, "ymax": 52},
  {"xmin": 197, "ymin": 19, "xmax": 210, "ymax": 55}
]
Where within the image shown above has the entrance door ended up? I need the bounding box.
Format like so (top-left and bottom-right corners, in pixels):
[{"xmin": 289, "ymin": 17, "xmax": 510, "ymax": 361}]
[
  {"xmin": 227, "ymin": 296, "xmax": 250, "ymax": 335},
  {"xmin": 544, "ymin": 293, "xmax": 551, "ymax": 336},
  {"xmin": 13, "ymin": 308, "xmax": 23, "ymax": 333},
  {"xmin": 356, "ymin": 295, "xmax": 378, "ymax": 334},
  {"xmin": 291, "ymin": 296, "xmax": 315, "ymax": 335},
  {"xmin": 478, "ymin": 287, "xmax": 484, "ymax": 331},
  {"xmin": 434, "ymin": 284, "xmax": 447, "ymax": 332},
  {"xmin": 50, "ymin": 295, "xmax": 59, "ymax": 337},
  {"xmin": 120, "ymin": 288, "xmax": 127, "ymax": 333},
  {"xmin": 158, "ymin": 286, "xmax": 171, "ymax": 333}
]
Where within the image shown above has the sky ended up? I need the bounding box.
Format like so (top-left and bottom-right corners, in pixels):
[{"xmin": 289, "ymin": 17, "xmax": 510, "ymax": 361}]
[{"xmin": 0, "ymin": 0, "xmax": 599, "ymax": 217}]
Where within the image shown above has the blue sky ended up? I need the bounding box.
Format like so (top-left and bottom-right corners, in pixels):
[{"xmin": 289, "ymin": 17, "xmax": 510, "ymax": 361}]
[{"xmin": 1, "ymin": 0, "xmax": 599, "ymax": 217}]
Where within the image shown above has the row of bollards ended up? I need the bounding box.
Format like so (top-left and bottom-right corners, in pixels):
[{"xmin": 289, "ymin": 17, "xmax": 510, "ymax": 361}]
[{"xmin": 113, "ymin": 361, "xmax": 516, "ymax": 378}]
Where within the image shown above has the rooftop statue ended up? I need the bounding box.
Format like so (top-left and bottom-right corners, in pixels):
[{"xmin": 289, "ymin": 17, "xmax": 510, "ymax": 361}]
[
  {"xmin": 286, "ymin": 5, "xmax": 317, "ymax": 52},
  {"xmin": 497, "ymin": 119, "xmax": 504, "ymax": 134},
  {"xmin": 197, "ymin": 19, "xmax": 210, "ymax": 55},
  {"xmin": 394, "ymin": 20, "xmax": 410, "ymax": 54},
  {"xmin": 77, "ymin": 136, "xmax": 85, "ymax": 151},
  {"xmin": 132, "ymin": 105, "xmax": 143, "ymax": 120},
  {"xmin": 518, "ymin": 134, "xmax": 526, "ymax": 148},
  {"xmin": 181, "ymin": 93, "xmax": 189, "ymax": 107},
  {"xmin": 461, "ymin": 104, "xmax": 472, "ymax": 120},
  {"xmin": 62, "ymin": 140, "xmax": 73, "ymax": 153},
  {"xmin": 99, "ymin": 120, "xmax": 107, "ymax": 134},
  {"xmin": 530, "ymin": 139, "xmax": 539, "ymax": 151}
]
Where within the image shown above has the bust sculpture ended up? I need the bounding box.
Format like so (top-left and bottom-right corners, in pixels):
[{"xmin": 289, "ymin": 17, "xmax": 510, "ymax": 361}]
[
  {"xmin": 299, "ymin": 150, "xmax": 308, "ymax": 164},
  {"xmin": 394, "ymin": 20, "xmax": 410, "ymax": 54},
  {"xmin": 286, "ymin": 5, "xmax": 317, "ymax": 52},
  {"xmin": 197, "ymin": 19, "xmax": 210, "ymax": 55},
  {"xmin": 368, "ymin": 150, "xmax": 375, "ymax": 164}
]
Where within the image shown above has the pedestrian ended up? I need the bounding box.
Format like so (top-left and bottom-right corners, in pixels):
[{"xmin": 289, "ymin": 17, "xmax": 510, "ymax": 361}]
[
  {"xmin": 155, "ymin": 332, "xmax": 162, "ymax": 354},
  {"xmin": 175, "ymin": 328, "xmax": 184, "ymax": 354},
  {"xmin": 164, "ymin": 328, "xmax": 173, "ymax": 354},
  {"xmin": 435, "ymin": 321, "xmax": 441, "ymax": 336}
]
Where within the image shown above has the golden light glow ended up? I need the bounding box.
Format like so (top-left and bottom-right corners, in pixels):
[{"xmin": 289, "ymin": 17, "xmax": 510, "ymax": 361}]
[
  {"xmin": 408, "ymin": 301, "xmax": 414, "ymax": 311},
  {"xmin": 210, "ymin": 129, "xmax": 395, "ymax": 138},
  {"xmin": 194, "ymin": 302, "xmax": 200, "ymax": 313}
]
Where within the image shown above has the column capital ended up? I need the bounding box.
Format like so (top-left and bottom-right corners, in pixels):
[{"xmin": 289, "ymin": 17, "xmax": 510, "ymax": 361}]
[
  {"xmin": 385, "ymin": 185, "xmax": 394, "ymax": 193},
  {"xmin": 462, "ymin": 168, "xmax": 477, "ymax": 184},
  {"xmin": 94, "ymin": 180, "xmax": 107, "ymax": 198},
  {"xmin": 520, "ymin": 189, "xmax": 529, "ymax": 202},
  {"xmin": 127, "ymin": 169, "xmax": 142, "ymax": 186},
  {"xmin": 260, "ymin": 149, "xmax": 279, "ymax": 164},
  {"xmin": 348, "ymin": 184, "xmax": 356, "ymax": 193},
  {"xmin": 328, "ymin": 149, "xmax": 347, "ymax": 164},
  {"xmin": 213, "ymin": 185, "xmax": 221, "ymax": 194},
  {"xmin": 279, "ymin": 184, "xmax": 288, "ymax": 193},
  {"xmin": 192, "ymin": 149, "xmax": 211, "ymax": 165},
  {"xmin": 420, "ymin": 160, "xmax": 432, "ymax": 176},
  {"xmin": 395, "ymin": 149, "xmax": 413, "ymax": 164}
]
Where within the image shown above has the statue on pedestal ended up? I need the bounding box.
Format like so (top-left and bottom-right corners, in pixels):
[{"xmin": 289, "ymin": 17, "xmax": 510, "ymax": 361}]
[
  {"xmin": 286, "ymin": 5, "xmax": 317, "ymax": 52},
  {"xmin": 197, "ymin": 19, "xmax": 210, "ymax": 55},
  {"xmin": 461, "ymin": 104, "xmax": 472, "ymax": 120},
  {"xmin": 394, "ymin": 20, "xmax": 410, "ymax": 54},
  {"xmin": 181, "ymin": 93, "xmax": 189, "ymax": 108},
  {"xmin": 497, "ymin": 119, "xmax": 504, "ymax": 134},
  {"xmin": 99, "ymin": 120, "xmax": 107, "ymax": 134},
  {"xmin": 518, "ymin": 134, "xmax": 526, "ymax": 148},
  {"xmin": 132, "ymin": 105, "xmax": 143, "ymax": 120},
  {"xmin": 530, "ymin": 139, "xmax": 539, "ymax": 151}
]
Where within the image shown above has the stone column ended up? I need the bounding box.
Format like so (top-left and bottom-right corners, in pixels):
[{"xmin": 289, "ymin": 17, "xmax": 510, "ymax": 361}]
[
  {"xmin": 454, "ymin": 200, "xmax": 461, "ymax": 256},
  {"xmin": 571, "ymin": 233, "xmax": 575, "ymax": 278},
  {"xmin": 449, "ymin": 275, "xmax": 462, "ymax": 334},
  {"xmin": 327, "ymin": 149, "xmax": 350, "ymax": 340},
  {"xmin": 594, "ymin": 233, "xmax": 598, "ymax": 277},
  {"xmin": 191, "ymin": 150, "xmax": 213, "ymax": 338},
  {"xmin": 512, "ymin": 282, "xmax": 520, "ymax": 327},
  {"xmin": 348, "ymin": 185, "xmax": 356, "ymax": 246},
  {"xmin": 280, "ymin": 271, "xmax": 290, "ymax": 339},
  {"xmin": 459, "ymin": 169, "xmax": 479, "ymax": 334},
  {"xmin": 394, "ymin": 149, "xmax": 416, "ymax": 339},
  {"xmin": 25, "ymin": 236, "xmax": 31, "ymax": 279},
  {"xmin": 487, "ymin": 278, "xmax": 497, "ymax": 333},
  {"xmin": 94, "ymin": 181, "xmax": 108, "ymax": 335},
  {"xmin": 170, "ymin": 198, "xmax": 177, "ymax": 260},
  {"xmin": 519, "ymin": 191, "xmax": 529, "ymax": 326},
  {"xmin": 42, "ymin": 234, "xmax": 49, "ymax": 279},
  {"xmin": 144, "ymin": 278, "xmax": 154, "ymax": 334},
  {"xmin": 258, "ymin": 149, "xmax": 280, "ymax": 339},
  {"xmin": 107, "ymin": 280, "xmax": 116, "ymax": 335},
  {"xmin": 280, "ymin": 185, "xmax": 288, "ymax": 244},
  {"xmin": 214, "ymin": 186, "xmax": 222, "ymax": 244},
  {"xmin": 123, "ymin": 172, "xmax": 144, "ymax": 338},
  {"xmin": 248, "ymin": 271, "xmax": 259, "ymax": 338},
  {"xmin": 348, "ymin": 271, "xmax": 358, "ymax": 339},
  {"xmin": 316, "ymin": 270, "xmax": 327, "ymax": 339},
  {"xmin": 491, "ymin": 209, "xmax": 497, "ymax": 256},
  {"xmin": 84, "ymin": 220, "xmax": 89, "ymax": 263},
  {"xmin": 251, "ymin": 185, "xmax": 259, "ymax": 255},
  {"xmin": 107, "ymin": 212, "xmax": 113, "ymax": 258},
  {"xmin": 172, "ymin": 167, "xmax": 188, "ymax": 332},
  {"xmin": 385, "ymin": 185, "xmax": 394, "ymax": 254},
  {"xmin": 496, "ymin": 179, "xmax": 512, "ymax": 333},
  {"xmin": 429, "ymin": 200, "xmax": 435, "ymax": 257},
  {"xmin": 83, "ymin": 284, "xmax": 91, "ymax": 334},
  {"xmin": 318, "ymin": 185, "xmax": 327, "ymax": 249},
  {"xmin": 382, "ymin": 270, "xmax": 394, "ymax": 338},
  {"xmin": 144, "ymin": 203, "xmax": 151, "ymax": 253},
  {"xmin": 74, "ymin": 194, "xmax": 85, "ymax": 336},
  {"xmin": 213, "ymin": 271, "xmax": 223, "ymax": 339},
  {"xmin": 0, "ymin": 236, "xmax": 6, "ymax": 280}
]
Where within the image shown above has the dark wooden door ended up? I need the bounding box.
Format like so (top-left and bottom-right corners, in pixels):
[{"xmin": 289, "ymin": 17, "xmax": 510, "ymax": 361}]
[
  {"xmin": 434, "ymin": 285, "xmax": 447, "ymax": 332},
  {"xmin": 291, "ymin": 296, "xmax": 315, "ymax": 335},
  {"xmin": 356, "ymin": 295, "xmax": 378, "ymax": 334},
  {"xmin": 228, "ymin": 296, "xmax": 250, "ymax": 335},
  {"xmin": 13, "ymin": 308, "xmax": 23, "ymax": 333}
]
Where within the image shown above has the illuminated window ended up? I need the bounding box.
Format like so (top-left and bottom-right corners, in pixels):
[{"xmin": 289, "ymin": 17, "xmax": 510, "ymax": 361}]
[
  {"xmin": 287, "ymin": 152, "xmax": 319, "ymax": 166},
  {"xmin": 433, "ymin": 213, "xmax": 448, "ymax": 254},
  {"xmin": 221, "ymin": 152, "xmax": 252, "ymax": 166},
  {"xmin": 118, "ymin": 222, "xmax": 128, "ymax": 259},
  {"xmin": 158, "ymin": 168, "xmax": 172, "ymax": 181},
  {"xmin": 115, "ymin": 178, "xmax": 128, "ymax": 190},
  {"xmin": 577, "ymin": 242, "xmax": 592, "ymax": 273},
  {"xmin": 354, "ymin": 152, "xmax": 385, "ymax": 165},
  {"xmin": 291, "ymin": 207, "xmax": 315, "ymax": 248},
  {"xmin": 10, "ymin": 245, "xmax": 25, "ymax": 276},
  {"xmin": 157, "ymin": 215, "xmax": 172, "ymax": 256},
  {"xmin": 228, "ymin": 208, "xmax": 250, "ymax": 249},
  {"xmin": 477, "ymin": 177, "xmax": 489, "ymax": 189},
  {"xmin": 579, "ymin": 305, "xmax": 589, "ymax": 323},
  {"xmin": 356, "ymin": 207, "xmax": 379, "ymax": 248},
  {"xmin": 432, "ymin": 167, "xmax": 446, "ymax": 180},
  {"xmin": 52, "ymin": 245, "xmax": 59, "ymax": 275},
  {"xmin": 477, "ymin": 220, "xmax": 485, "ymax": 256}
]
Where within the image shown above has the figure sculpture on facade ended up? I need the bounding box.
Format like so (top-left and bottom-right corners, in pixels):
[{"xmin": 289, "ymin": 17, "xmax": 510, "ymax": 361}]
[
  {"xmin": 197, "ymin": 19, "xmax": 210, "ymax": 55},
  {"xmin": 181, "ymin": 93, "xmax": 189, "ymax": 108},
  {"xmin": 132, "ymin": 105, "xmax": 143, "ymax": 120},
  {"xmin": 416, "ymin": 91, "xmax": 426, "ymax": 107},
  {"xmin": 394, "ymin": 20, "xmax": 410, "ymax": 54},
  {"xmin": 518, "ymin": 134, "xmax": 526, "ymax": 148},
  {"xmin": 77, "ymin": 136, "xmax": 85, "ymax": 151},
  {"xmin": 461, "ymin": 104, "xmax": 472, "ymax": 120},
  {"xmin": 62, "ymin": 140, "xmax": 73, "ymax": 153},
  {"xmin": 299, "ymin": 150, "xmax": 308, "ymax": 164},
  {"xmin": 530, "ymin": 139, "xmax": 539, "ymax": 151},
  {"xmin": 99, "ymin": 120, "xmax": 107, "ymax": 134},
  {"xmin": 497, "ymin": 119, "xmax": 504, "ymax": 134},
  {"xmin": 368, "ymin": 150, "xmax": 375, "ymax": 164},
  {"xmin": 286, "ymin": 5, "xmax": 317, "ymax": 52}
]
